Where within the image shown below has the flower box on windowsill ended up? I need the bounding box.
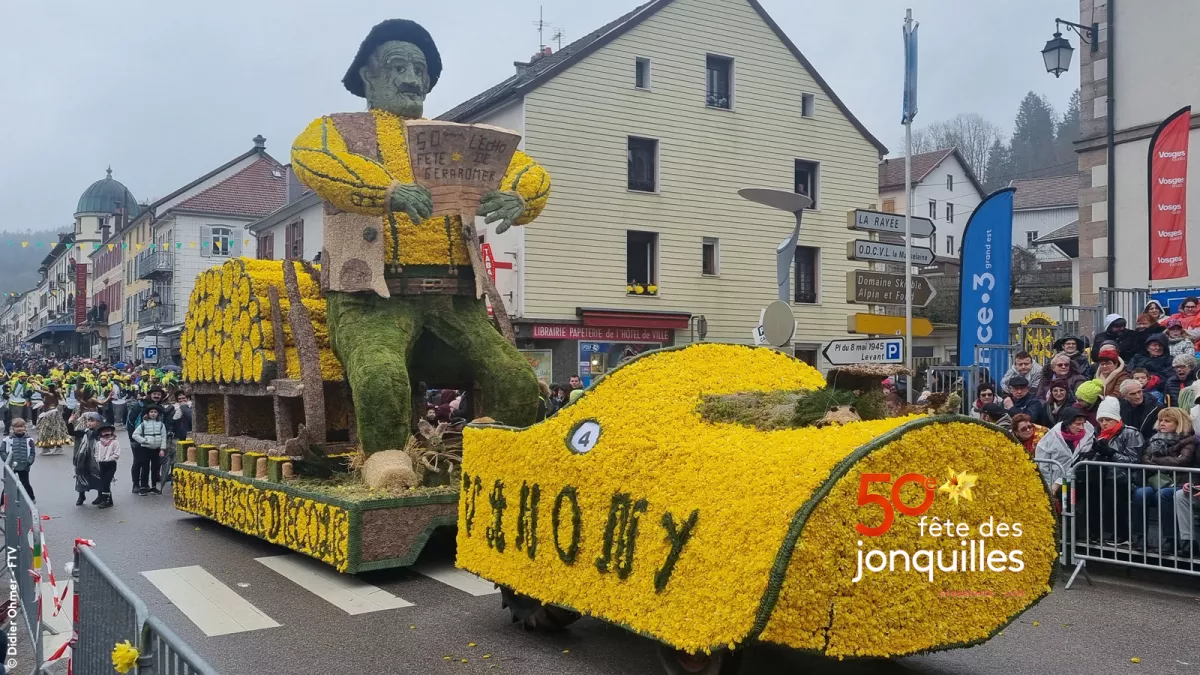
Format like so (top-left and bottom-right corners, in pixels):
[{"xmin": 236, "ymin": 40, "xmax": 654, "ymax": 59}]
[{"xmin": 626, "ymin": 284, "xmax": 659, "ymax": 297}]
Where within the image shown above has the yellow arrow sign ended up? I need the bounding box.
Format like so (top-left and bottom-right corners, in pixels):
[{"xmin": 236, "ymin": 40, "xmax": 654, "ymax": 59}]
[{"xmin": 847, "ymin": 313, "xmax": 934, "ymax": 337}]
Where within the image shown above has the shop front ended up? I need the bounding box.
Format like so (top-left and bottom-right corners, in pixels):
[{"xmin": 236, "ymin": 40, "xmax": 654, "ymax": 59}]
[{"xmin": 513, "ymin": 308, "xmax": 690, "ymax": 387}]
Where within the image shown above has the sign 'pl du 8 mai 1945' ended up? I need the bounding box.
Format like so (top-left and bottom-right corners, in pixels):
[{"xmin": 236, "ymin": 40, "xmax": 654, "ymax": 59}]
[{"xmin": 847, "ymin": 209, "xmax": 936, "ymax": 239}]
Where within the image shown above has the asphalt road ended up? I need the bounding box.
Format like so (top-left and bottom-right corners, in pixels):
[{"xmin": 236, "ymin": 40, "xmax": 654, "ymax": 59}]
[{"xmin": 12, "ymin": 434, "xmax": 1200, "ymax": 675}]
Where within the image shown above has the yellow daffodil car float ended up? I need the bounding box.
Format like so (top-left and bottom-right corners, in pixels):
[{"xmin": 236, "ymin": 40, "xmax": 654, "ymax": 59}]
[{"xmin": 458, "ymin": 343, "xmax": 1057, "ymax": 673}]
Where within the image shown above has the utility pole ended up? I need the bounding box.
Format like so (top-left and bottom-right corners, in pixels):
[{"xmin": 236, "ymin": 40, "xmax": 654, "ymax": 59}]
[{"xmin": 901, "ymin": 9, "xmax": 918, "ymax": 403}]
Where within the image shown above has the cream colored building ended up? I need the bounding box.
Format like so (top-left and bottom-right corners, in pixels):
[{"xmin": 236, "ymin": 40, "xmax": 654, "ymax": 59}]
[{"xmin": 439, "ymin": 0, "xmax": 886, "ymax": 381}]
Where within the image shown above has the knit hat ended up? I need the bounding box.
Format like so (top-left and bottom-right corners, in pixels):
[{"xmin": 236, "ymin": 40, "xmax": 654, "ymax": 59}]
[
  {"xmin": 1103, "ymin": 313, "xmax": 1125, "ymax": 331},
  {"xmin": 1049, "ymin": 377, "xmax": 1072, "ymax": 392},
  {"xmin": 1167, "ymin": 317, "xmax": 1184, "ymax": 330},
  {"xmin": 1096, "ymin": 342, "xmax": 1120, "ymax": 363},
  {"xmin": 1174, "ymin": 353, "xmax": 1197, "ymax": 369},
  {"xmin": 1096, "ymin": 396, "xmax": 1122, "ymax": 422},
  {"xmin": 1075, "ymin": 380, "xmax": 1103, "ymax": 405}
]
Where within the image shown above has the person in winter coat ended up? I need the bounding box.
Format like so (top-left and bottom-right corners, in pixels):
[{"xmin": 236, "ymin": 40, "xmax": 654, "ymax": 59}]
[
  {"xmin": 1037, "ymin": 353, "xmax": 1088, "ymax": 401},
  {"xmin": 1132, "ymin": 408, "xmax": 1197, "ymax": 550},
  {"xmin": 1054, "ymin": 335, "xmax": 1092, "ymax": 375},
  {"xmin": 1011, "ymin": 413, "xmax": 1048, "ymax": 458},
  {"xmin": 131, "ymin": 406, "xmax": 168, "ymax": 496},
  {"xmin": 1003, "ymin": 376, "xmax": 1050, "ymax": 427},
  {"xmin": 93, "ymin": 424, "xmax": 121, "ymax": 508},
  {"xmin": 1082, "ymin": 397, "xmax": 1144, "ymax": 546},
  {"xmin": 1167, "ymin": 354, "xmax": 1198, "ymax": 404},
  {"xmin": 1091, "ymin": 314, "xmax": 1146, "ymax": 365},
  {"xmin": 1165, "ymin": 318, "xmax": 1195, "ymax": 358},
  {"xmin": 1128, "ymin": 333, "xmax": 1173, "ymax": 393},
  {"xmin": 1, "ymin": 418, "xmax": 36, "ymax": 500},
  {"xmin": 1093, "ymin": 343, "xmax": 1130, "ymax": 397},
  {"xmin": 161, "ymin": 391, "xmax": 192, "ymax": 484},
  {"xmin": 1035, "ymin": 406, "xmax": 1095, "ymax": 492},
  {"xmin": 1001, "ymin": 352, "xmax": 1043, "ymax": 397},
  {"xmin": 1044, "ymin": 378, "xmax": 1076, "ymax": 425},
  {"xmin": 1144, "ymin": 300, "xmax": 1168, "ymax": 325},
  {"xmin": 980, "ymin": 403, "xmax": 1012, "ymax": 431},
  {"xmin": 1118, "ymin": 379, "xmax": 1163, "ymax": 439},
  {"xmin": 1132, "ymin": 312, "xmax": 1166, "ymax": 348},
  {"xmin": 69, "ymin": 411, "xmax": 104, "ymax": 506}
]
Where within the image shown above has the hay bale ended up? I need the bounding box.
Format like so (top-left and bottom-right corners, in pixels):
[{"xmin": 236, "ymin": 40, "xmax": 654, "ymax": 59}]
[{"xmin": 361, "ymin": 450, "xmax": 419, "ymax": 490}]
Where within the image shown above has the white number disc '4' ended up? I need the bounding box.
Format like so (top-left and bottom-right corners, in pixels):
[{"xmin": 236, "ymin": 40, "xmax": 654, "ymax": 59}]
[{"xmin": 568, "ymin": 421, "xmax": 602, "ymax": 454}]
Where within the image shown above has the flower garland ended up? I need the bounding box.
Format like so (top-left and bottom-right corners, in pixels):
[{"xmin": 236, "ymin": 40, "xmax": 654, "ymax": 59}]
[{"xmin": 457, "ymin": 344, "xmax": 1056, "ymax": 657}]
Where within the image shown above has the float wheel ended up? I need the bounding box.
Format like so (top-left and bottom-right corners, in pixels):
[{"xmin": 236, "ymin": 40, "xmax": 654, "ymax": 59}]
[
  {"xmin": 499, "ymin": 586, "xmax": 581, "ymax": 632},
  {"xmin": 657, "ymin": 645, "xmax": 743, "ymax": 675}
]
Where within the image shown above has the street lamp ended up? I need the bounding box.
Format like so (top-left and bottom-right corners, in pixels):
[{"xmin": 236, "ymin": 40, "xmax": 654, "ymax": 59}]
[
  {"xmin": 736, "ymin": 188, "xmax": 812, "ymax": 303},
  {"xmin": 1041, "ymin": 18, "xmax": 1098, "ymax": 78}
]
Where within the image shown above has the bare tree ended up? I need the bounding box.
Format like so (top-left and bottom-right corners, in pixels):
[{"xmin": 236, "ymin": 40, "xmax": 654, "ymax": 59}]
[{"xmin": 897, "ymin": 114, "xmax": 1003, "ymax": 181}]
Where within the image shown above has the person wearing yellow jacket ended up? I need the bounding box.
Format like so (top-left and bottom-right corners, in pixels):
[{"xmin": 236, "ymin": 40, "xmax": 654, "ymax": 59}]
[{"xmin": 291, "ymin": 19, "xmax": 548, "ymax": 453}]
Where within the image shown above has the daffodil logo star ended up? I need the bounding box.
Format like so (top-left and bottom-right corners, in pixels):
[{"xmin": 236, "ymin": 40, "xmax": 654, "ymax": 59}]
[{"xmin": 938, "ymin": 468, "xmax": 978, "ymax": 504}]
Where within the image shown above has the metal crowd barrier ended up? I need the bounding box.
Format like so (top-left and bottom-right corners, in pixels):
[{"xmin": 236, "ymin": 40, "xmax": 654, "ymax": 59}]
[
  {"xmin": 922, "ymin": 365, "xmax": 977, "ymax": 415},
  {"xmin": 1059, "ymin": 460, "xmax": 1200, "ymax": 589},
  {"xmin": 2, "ymin": 459, "xmax": 48, "ymax": 675},
  {"xmin": 71, "ymin": 545, "xmax": 218, "ymax": 675},
  {"xmin": 1100, "ymin": 287, "xmax": 1151, "ymax": 321}
]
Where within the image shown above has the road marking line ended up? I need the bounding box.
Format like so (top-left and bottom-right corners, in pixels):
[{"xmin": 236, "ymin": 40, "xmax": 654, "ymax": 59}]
[
  {"xmin": 255, "ymin": 555, "xmax": 413, "ymax": 614},
  {"xmin": 142, "ymin": 566, "xmax": 280, "ymax": 636},
  {"xmin": 413, "ymin": 562, "xmax": 499, "ymax": 596}
]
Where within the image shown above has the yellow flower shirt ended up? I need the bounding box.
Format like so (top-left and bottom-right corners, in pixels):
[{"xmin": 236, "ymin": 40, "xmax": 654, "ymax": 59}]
[{"xmin": 291, "ymin": 110, "xmax": 550, "ymax": 267}]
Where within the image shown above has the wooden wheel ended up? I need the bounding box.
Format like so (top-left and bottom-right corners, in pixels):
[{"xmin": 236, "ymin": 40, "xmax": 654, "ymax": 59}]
[
  {"xmin": 657, "ymin": 645, "xmax": 743, "ymax": 675},
  {"xmin": 499, "ymin": 587, "xmax": 581, "ymax": 632}
]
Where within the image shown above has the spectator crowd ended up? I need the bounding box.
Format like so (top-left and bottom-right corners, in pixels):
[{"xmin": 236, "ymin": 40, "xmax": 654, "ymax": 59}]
[{"xmin": 945, "ymin": 298, "xmax": 1200, "ymax": 558}]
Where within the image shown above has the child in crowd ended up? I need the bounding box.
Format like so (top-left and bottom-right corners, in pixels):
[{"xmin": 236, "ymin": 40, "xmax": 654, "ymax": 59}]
[
  {"xmin": 94, "ymin": 424, "xmax": 120, "ymax": 508},
  {"xmin": 1131, "ymin": 368, "xmax": 1166, "ymax": 405},
  {"xmin": 0, "ymin": 418, "xmax": 36, "ymax": 501},
  {"xmin": 131, "ymin": 406, "xmax": 167, "ymax": 495}
]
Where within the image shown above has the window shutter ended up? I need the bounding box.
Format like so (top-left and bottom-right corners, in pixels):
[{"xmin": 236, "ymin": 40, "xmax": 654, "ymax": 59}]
[
  {"xmin": 267, "ymin": 232, "xmax": 274, "ymax": 260},
  {"xmin": 199, "ymin": 225, "xmax": 212, "ymax": 258},
  {"xmin": 296, "ymin": 220, "xmax": 305, "ymax": 261},
  {"xmin": 285, "ymin": 223, "xmax": 294, "ymax": 260},
  {"xmin": 231, "ymin": 229, "xmax": 243, "ymax": 258}
]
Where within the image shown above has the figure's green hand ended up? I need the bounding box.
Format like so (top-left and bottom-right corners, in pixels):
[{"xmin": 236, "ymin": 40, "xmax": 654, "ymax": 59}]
[
  {"xmin": 477, "ymin": 190, "xmax": 526, "ymax": 234},
  {"xmin": 389, "ymin": 184, "xmax": 434, "ymax": 223}
]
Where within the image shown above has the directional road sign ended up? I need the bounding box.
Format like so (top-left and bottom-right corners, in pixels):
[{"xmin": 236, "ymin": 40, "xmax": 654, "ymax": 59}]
[
  {"xmin": 847, "ymin": 240, "xmax": 935, "ymax": 266},
  {"xmin": 847, "ymin": 209, "xmax": 935, "ymax": 239},
  {"xmin": 846, "ymin": 270, "xmax": 936, "ymax": 307},
  {"xmin": 847, "ymin": 313, "xmax": 935, "ymax": 337},
  {"xmin": 822, "ymin": 338, "xmax": 905, "ymax": 366}
]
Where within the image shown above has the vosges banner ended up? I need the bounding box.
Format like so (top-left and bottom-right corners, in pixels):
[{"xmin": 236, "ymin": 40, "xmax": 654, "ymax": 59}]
[
  {"xmin": 1148, "ymin": 106, "xmax": 1191, "ymax": 281},
  {"xmin": 956, "ymin": 189, "xmax": 1014, "ymax": 375}
]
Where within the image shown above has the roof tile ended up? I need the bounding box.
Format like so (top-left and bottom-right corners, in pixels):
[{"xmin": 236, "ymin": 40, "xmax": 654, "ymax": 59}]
[
  {"xmin": 878, "ymin": 149, "xmax": 955, "ymax": 190},
  {"xmin": 173, "ymin": 157, "xmax": 287, "ymax": 218},
  {"xmin": 1010, "ymin": 175, "xmax": 1080, "ymax": 210}
]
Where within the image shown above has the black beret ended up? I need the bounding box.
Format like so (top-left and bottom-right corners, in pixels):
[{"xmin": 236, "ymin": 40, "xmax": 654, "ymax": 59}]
[
  {"xmin": 1009, "ymin": 375, "xmax": 1029, "ymax": 388},
  {"xmin": 343, "ymin": 19, "xmax": 443, "ymax": 97}
]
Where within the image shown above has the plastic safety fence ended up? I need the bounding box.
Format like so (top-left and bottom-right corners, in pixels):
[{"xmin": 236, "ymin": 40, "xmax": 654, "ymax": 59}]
[
  {"xmin": 139, "ymin": 615, "xmax": 218, "ymax": 675},
  {"xmin": 73, "ymin": 546, "xmax": 148, "ymax": 675},
  {"xmin": 3, "ymin": 460, "xmax": 44, "ymax": 672},
  {"xmin": 1060, "ymin": 460, "xmax": 1200, "ymax": 589}
]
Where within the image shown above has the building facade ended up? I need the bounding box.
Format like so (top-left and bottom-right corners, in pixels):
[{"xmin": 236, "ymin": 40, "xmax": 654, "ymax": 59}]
[
  {"xmin": 877, "ymin": 148, "xmax": 985, "ymax": 259},
  {"xmin": 123, "ymin": 136, "xmax": 285, "ymax": 363},
  {"xmin": 1074, "ymin": 0, "xmax": 1200, "ymax": 303},
  {"xmin": 434, "ymin": 0, "xmax": 886, "ymax": 381},
  {"xmin": 249, "ymin": 167, "xmax": 322, "ymax": 262},
  {"xmin": 1011, "ymin": 175, "xmax": 1080, "ymax": 252}
]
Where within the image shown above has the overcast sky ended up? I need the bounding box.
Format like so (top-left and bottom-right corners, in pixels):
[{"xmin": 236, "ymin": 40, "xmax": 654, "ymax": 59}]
[{"xmin": 0, "ymin": 0, "xmax": 1077, "ymax": 229}]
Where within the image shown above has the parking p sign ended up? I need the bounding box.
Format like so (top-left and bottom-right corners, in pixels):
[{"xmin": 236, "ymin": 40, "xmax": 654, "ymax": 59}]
[{"xmin": 821, "ymin": 338, "xmax": 905, "ymax": 366}]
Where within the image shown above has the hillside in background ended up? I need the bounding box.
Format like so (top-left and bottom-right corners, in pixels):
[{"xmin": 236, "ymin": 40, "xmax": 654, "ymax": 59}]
[{"xmin": 0, "ymin": 228, "xmax": 72, "ymax": 298}]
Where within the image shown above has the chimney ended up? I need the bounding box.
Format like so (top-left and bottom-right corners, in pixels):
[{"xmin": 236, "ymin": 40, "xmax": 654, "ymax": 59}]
[
  {"xmin": 514, "ymin": 60, "xmax": 528, "ymax": 76},
  {"xmin": 253, "ymin": 134, "xmax": 267, "ymax": 150},
  {"xmin": 286, "ymin": 165, "xmax": 305, "ymax": 204}
]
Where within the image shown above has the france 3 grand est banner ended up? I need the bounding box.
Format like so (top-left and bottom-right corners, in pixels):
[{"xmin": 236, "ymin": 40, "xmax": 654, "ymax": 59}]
[
  {"xmin": 1148, "ymin": 106, "xmax": 1191, "ymax": 281},
  {"xmin": 957, "ymin": 188, "xmax": 1015, "ymax": 376}
]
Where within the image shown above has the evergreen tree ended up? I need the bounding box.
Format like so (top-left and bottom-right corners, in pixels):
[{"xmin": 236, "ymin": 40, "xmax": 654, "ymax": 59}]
[
  {"xmin": 1009, "ymin": 92, "xmax": 1059, "ymax": 179},
  {"xmin": 983, "ymin": 137, "xmax": 1014, "ymax": 191},
  {"xmin": 1054, "ymin": 90, "xmax": 1081, "ymax": 171}
]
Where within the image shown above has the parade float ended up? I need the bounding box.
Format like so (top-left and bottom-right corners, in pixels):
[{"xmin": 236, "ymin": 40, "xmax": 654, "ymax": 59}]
[
  {"xmin": 169, "ymin": 16, "xmax": 1057, "ymax": 672},
  {"xmin": 459, "ymin": 343, "xmax": 1058, "ymax": 672}
]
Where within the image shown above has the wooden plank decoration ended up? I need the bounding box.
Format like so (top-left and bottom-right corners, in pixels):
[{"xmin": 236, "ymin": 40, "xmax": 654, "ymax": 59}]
[{"xmin": 283, "ymin": 261, "xmax": 327, "ymax": 453}]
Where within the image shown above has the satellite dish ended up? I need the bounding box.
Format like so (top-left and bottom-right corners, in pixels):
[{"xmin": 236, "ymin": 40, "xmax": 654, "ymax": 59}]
[{"xmin": 762, "ymin": 301, "xmax": 796, "ymax": 347}]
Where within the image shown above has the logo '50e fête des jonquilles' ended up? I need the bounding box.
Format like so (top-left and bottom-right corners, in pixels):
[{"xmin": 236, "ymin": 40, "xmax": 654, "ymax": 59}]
[{"xmin": 853, "ymin": 469, "xmax": 1027, "ymax": 583}]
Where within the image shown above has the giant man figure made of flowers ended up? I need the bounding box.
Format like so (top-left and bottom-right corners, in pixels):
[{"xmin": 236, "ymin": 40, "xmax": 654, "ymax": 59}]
[{"xmin": 291, "ymin": 19, "xmax": 547, "ymax": 455}]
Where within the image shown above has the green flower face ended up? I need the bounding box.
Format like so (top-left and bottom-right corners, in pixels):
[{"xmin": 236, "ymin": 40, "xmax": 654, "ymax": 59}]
[{"xmin": 361, "ymin": 41, "xmax": 430, "ymax": 119}]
